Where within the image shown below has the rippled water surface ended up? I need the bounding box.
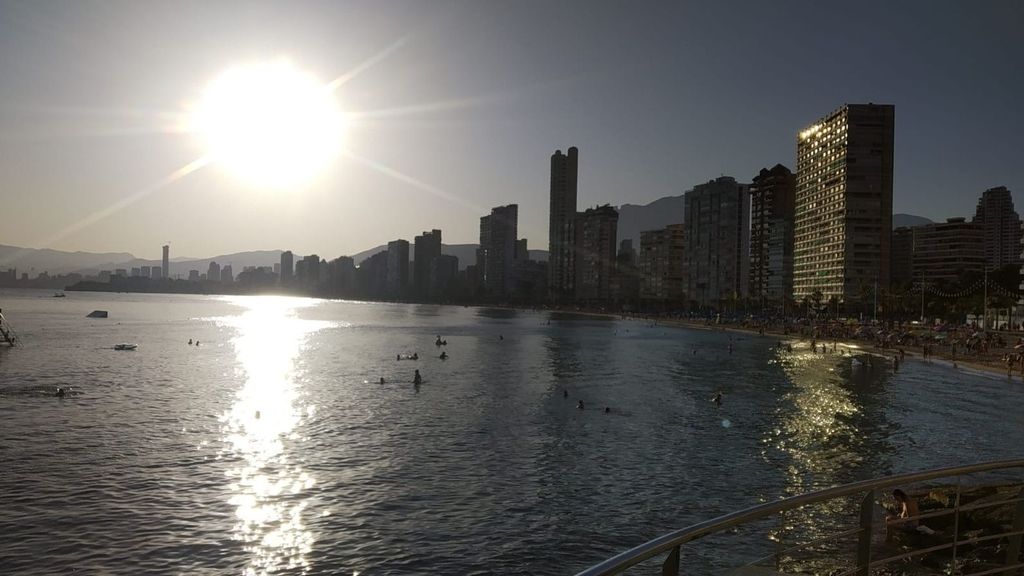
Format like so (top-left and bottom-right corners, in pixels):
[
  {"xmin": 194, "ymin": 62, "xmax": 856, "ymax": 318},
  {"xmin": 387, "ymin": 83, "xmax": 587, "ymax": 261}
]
[{"xmin": 1, "ymin": 290, "xmax": 1023, "ymax": 575}]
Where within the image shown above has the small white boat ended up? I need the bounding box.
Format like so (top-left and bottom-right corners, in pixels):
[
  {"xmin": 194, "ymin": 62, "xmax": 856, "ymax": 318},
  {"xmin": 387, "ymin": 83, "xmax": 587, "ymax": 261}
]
[{"xmin": 114, "ymin": 343, "xmax": 138, "ymax": 351}]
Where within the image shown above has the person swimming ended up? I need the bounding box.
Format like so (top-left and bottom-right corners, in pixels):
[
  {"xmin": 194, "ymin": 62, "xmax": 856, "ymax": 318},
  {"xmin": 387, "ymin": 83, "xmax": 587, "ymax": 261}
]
[
  {"xmin": 563, "ymin": 389, "xmax": 568, "ymax": 398},
  {"xmin": 55, "ymin": 387, "xmax": 66, "ymax": 398},
  {"xmin": 439, "ymin": 351, "xmax": 448, "ymax": 360},
  {"xmin": 576, "ymin": 400, "xmax": 584, "ymax": 410},
  {"xmin": 413, "ymin": 369, "xmax": 422, "ymax": 385},
  {"xmin": 379, "ymin": 377, "xmax": 385, "ymax": 384},
  {"xmin": 713, "ymin": 392, "xmax": 723, "ymax": 407},
  {"xmin": 604, "ymin": 407, "xmax": 610, "ymax": 413},
  {"xmin": 188, "ymin": 338, "xmax": 193, "ymax": 345},
  {"xmin": 412, "ymin": 352, "xmax": 418, "ymax": 360}
]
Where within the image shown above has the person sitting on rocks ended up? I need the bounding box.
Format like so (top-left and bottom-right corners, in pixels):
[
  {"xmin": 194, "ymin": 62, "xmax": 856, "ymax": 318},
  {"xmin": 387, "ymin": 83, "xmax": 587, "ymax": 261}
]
[{"xmin": 887, "ymin": 489, "xmax": 937, "ymax": 538}]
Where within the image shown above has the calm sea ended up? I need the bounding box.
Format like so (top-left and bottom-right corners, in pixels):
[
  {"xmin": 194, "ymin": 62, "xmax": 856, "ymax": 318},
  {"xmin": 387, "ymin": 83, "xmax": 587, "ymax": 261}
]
[{"xmin": 1, "ymin": 289, "xmax": 1022, "ymax": 575}]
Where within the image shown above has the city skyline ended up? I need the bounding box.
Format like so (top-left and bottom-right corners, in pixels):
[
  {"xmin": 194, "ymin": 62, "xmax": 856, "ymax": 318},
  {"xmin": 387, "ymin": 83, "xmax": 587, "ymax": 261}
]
[{"xmin": 0, "ymin": 1, "xmax": 1021, "ymax": 260}]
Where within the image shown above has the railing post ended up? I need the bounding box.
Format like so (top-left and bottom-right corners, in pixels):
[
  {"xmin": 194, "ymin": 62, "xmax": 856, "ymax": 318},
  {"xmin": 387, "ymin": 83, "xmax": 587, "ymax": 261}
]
[
  {"xmin": 856, "ymin": 489, "xmax": 875, "ymax": 576},
  {"xmin": 1006, "ymin": 488, "xmax": 1024, "ymax": 573},
  {"xmin": 662, "ymin": 545, "xmax": 680, "ymax": 576}
]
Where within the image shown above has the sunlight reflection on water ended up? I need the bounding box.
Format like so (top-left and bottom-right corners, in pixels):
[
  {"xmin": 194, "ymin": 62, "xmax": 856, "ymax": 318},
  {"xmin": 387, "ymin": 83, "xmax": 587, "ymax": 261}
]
[{"xmin": 216, "ymin": 296, "xmax": 332, "ymax": 575}]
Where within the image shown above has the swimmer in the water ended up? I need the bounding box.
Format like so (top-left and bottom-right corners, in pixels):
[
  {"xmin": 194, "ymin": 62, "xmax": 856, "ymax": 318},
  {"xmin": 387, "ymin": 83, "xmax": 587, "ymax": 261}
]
[
  {"xmin": 713, "ymin": 392, "xmax": 723, "ymax": 407},
  {"xmin": 576, "ymin": 400, "xmax": 584, "ymax": 410},
  {"xmin": 604, "ymin": 407, "xmax": 610, "ymax": 413},
  {"xmin": 55, "ymin": 387, "xmax": 66, "ymax": 398},
  {"xmin": 439, "ymin": 351, "xmax": 448, "ymax": 360},
  {"xmin": 188, "ymin": 338, "xmax": 193, "ymax": 345},
  {"xmin": 563, "ymin": 389, "xmax": 568, "ymax": 398},
  {"xmin": 379, "ymin": 377, "xmax": 385, "ymax": 384},
  {"xmin": 413, "ymin": 369, "xmax": 422, "ymax": 385}
]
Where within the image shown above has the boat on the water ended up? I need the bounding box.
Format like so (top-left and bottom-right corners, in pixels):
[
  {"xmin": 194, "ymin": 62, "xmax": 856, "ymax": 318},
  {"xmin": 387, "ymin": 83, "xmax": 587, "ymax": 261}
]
[
  {"xmin": 53, "ymin": 292, "xmax": 66, "ymax": 298},
  {"xmin": 114, "ymin": 343, "xmax": 137, "ymax": 351}
]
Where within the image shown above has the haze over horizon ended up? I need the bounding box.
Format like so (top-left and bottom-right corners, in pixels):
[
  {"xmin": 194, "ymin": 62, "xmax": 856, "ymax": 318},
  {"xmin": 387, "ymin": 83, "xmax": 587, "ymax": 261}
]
[{"xmin": 0, "ymin": 0, "xmax": 1021, "ymax": 260}]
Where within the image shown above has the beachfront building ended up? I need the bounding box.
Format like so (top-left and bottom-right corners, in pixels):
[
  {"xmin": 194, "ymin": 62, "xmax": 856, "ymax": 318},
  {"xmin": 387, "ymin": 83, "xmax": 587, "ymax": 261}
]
[
  {"xmin": 386, "ymin": 239, "xmax": 410, "ymax": 298},
  {"xmin": 748, "ymin": 164, "xmax": 795, "ymax": 304},
  {"xmin": 574, "ymin": 204, "xmax": 618, "ymax": 303},
  {"xmin": 479, "ymin": 204, "xmax": 518, "ymax": 298},
  {"xmin": 639, "ymin": 224, "xmax": 685, "ymax": 303},
  {"xmin": 911, "ymin": 218, "xmax": 985, "ymax": 285},
  {"xmin": 891, "ymin": 227, "xmax": 915, "ymax": 290},
  {"xmin": 683, "ymin": 177, "xmax": 750, "ymax": 308},
  {"xmin": 793, "ymin": 103, "xmax": 895, "ymax": 307},
  {"xmin": 548, "ymin": 147, "xmax": 579, "ymax": 300},
  {"xmin": 972, "ymin": 186, "xmax": 1021, "ymax": 270},
  {"xmin": 413, "ymin": 230, "xmax": 442, "ymax": 299},
  {"xmin": 280, "ymin": 250, "xmax": 294, "ymax": 286}
]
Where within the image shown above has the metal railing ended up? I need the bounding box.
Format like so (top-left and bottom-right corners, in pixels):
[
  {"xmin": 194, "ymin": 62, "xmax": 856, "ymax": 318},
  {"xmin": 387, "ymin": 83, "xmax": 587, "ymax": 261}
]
[{"xmin": 574, "ymin": 459, "xmax": 1024, "ymax": 576}]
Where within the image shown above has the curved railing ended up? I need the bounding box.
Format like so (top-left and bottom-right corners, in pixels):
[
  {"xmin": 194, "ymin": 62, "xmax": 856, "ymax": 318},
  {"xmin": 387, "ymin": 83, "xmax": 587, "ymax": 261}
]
[{"xmin": 575, "ymin": 459, "xmax": 1024, "ymax": 576}]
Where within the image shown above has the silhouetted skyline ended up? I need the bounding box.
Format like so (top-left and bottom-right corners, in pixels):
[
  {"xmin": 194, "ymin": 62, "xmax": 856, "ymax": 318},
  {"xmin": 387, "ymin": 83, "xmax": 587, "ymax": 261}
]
[{"xmin": 0, "ymin": 0, "xmax": 1020, "ymax": 259}]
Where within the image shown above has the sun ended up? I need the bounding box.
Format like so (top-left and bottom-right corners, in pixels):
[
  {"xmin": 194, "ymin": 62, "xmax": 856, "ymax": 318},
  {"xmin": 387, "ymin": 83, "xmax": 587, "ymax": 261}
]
[{"xmin": 191, "ymin": 60, "xmax": 345, "ymax": 189}]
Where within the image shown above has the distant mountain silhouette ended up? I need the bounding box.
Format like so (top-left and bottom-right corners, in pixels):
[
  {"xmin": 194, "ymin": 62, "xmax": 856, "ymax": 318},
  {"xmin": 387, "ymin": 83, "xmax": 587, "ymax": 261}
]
[
  {"xmin": 893, "ymin": 213, "xmax": 934, "ymax": 228},
  {"xmin": 0, "ymin": 244, "xmax": 136, "ymax": 275},
  {"xmin": 617, "ymin": 195, "xmax": 686, "ymax": 247},
  {"xmin": 350, "ymin": 243, "xmax": 547, "ymax": 270},
  {"xmin": 0, "ymin": 244, "xmax": 283, "ymax": 276}
]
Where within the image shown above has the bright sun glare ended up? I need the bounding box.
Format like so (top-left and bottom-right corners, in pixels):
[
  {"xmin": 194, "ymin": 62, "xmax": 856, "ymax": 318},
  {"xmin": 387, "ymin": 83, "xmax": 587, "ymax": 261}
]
[{"xmin": 192, "ymin": 60, "xmax": 345, "ymax": 189}]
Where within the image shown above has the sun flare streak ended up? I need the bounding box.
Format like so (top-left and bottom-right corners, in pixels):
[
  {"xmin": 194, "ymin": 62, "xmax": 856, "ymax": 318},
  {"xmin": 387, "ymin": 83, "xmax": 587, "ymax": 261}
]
[
  {"xmin": 342, "ymin": 148, "xmax": 482, "ymax": 213},
  {"xmin": 4, "ymin": 155, "xmax": 209, "ymax": 265}
]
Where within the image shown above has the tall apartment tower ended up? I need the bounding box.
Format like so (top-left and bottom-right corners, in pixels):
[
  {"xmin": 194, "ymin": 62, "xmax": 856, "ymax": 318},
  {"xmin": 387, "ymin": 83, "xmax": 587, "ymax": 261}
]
[
  {"xmin": 479, "ymin": 204, "xmax": 518, "ymax": 297},
  {"xmin": 280, "ymin": 251, "xmax": 294, "ymax": 285},
  {"xmin": 162, "ymin": 244, "xmax": 170, "ymax": 280},
  {"xmin": 574, "ymin": 204, "xmax": 618, "ymax": 302},
  {"xmin": 548, "ymin": 147, "xmax": 578, "ymax": 299},
  {"xmin": 413, "ymin": 230, "xmax": 442, "ymax": 298},
  {"xmin": 748, "ymin": 164, "xmax": 796, "ymax": 302},
  {"xmin": 793, "ymin": 103, "xmax": 894, "ymax": 304},
  {"xmin": 683, "ymin": 177, "xmax": 750, "ymax": 307},
  {"xmin": 972, "ymin": 186, "xmax": 1021, "ymax": 270},
  {"xmin": 386, "ymin": 240, "xmax": 410, "ymax": 298}
]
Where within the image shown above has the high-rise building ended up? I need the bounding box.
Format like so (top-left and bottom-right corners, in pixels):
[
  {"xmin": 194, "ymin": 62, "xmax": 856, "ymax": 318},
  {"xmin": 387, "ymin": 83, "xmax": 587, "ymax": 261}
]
[
  {"xmin": 793, "ymin": 103, "xmax": 894, "ymax": 305},
  {"xmin": 429, "ymin": 254, "xmax": 459, "ymax": 300},
  {"xmin": 891, "ymin": 227, "xmax": 915, "ymax": 289},
  {"xmin": 207, "ymin": 261, "xmax": 221, "ymax": 283},
  {"xmin": 386, "ymin": 240, "xmax": 410, "ymax": 298},
  {"xmin": 326, "ymin": 256, "xmax": 356, "ymax": 297},
  {"xmin": 140, "ymin": 266, "xmax": 151, "ymax": 278},
  {"xmin": 297, "ymin": 254, "xmax": 320, "ymax": 290},
  {"xmin": 221, "ymin": 265, "xmax": 233, "ymax": 284},
  {"xmin": 152, "ymin": 266, "xmax": 163, "ymax": 280},
  {"xmin": 357, "ymin": 251, "xmax": 388, "ymax": 298},
  {"xmin": 162, "ymin": 244, "xmax": 170, "ymax": 280},
  {"xmin": 639, "ymin": 224, "xmax": 685, "ymax": 302},
  {"xmin": 479, "ymin": 204, "xmax": 518, "ymax": 297},
  {"xmin": 575, "ymin": 204, "xmax": 618, "ymax": 302},
  {"xmin": 130, "ymin": 267, "xmax": 141, "ymax": 277},
  {"xmin": 280, "ymin": 251, "xmax": 294, "ymax": 285},
  {"xmin": 413, "ymin": 230, "xmax": 442, "ymax": 298},
  {"xmin": 683, "ymin": 177, "xmax": 750, "ymax": 306},
  {"xmin": 188, "ymin": 269, "xmax": 200, "ymax": 281},
  {"xmin": 912, "ymin": 218, "xmax": 985, "ymax": 284},
  {"xmin": 613, "ymin": 239, "xmax": 640, "ymax": 304},
  {"xmin": 749, "ymin": 164, "xmax": 796, "ymax": 303},
  {"xmin": 972, "ymin": 186, "xmax": 1021, "ymax": 270},
  {"xmin": 548, "ymin": 147, "xmax": 578, "ymax": 299}
]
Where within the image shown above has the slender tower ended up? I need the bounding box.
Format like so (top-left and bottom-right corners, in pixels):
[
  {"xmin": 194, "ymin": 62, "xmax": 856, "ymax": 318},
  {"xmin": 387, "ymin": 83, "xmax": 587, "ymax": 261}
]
[{"xmin": 548, "ymin": 147, "xmax": 578, "ymax": 299}]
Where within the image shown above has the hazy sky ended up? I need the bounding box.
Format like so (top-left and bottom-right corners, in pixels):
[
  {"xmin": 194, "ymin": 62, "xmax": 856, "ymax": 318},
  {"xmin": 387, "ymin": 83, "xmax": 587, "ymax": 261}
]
[{"xmin": 0, "ymin": 0, "xmax": 1021, "ymax": 259}]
